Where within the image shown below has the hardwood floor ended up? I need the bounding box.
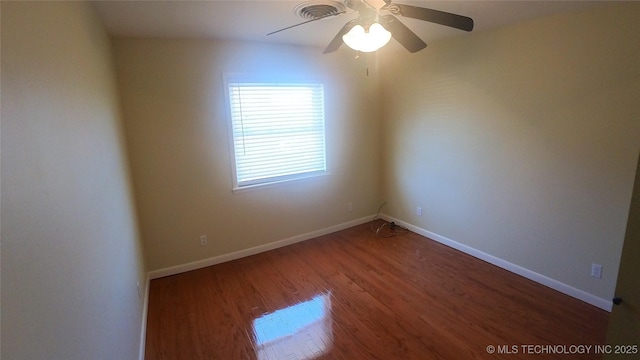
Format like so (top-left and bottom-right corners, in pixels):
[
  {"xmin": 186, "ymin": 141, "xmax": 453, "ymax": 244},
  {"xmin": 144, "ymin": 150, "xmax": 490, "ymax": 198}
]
[{"xmin": 144, "ymin": 221, "xmax": 609, "ymax": 360}]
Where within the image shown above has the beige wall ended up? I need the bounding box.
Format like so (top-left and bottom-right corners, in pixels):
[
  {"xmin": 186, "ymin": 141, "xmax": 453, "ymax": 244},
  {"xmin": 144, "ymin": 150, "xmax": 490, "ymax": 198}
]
[
  {"xmin": 1, "ymin": 2, "xmax": 146, "ymax": 359},
  {"xmin": 112, "ymin": 38, "xmax": 381, "ymax": 271},
  {"xmin": 379, "ymin": 3, "xmax": 640, "ymax": 301}
]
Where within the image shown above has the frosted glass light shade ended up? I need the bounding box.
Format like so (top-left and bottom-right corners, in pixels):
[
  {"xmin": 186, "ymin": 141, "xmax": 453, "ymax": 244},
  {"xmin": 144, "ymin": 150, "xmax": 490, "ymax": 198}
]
[{"xmin": 342, "ymin": 23, "xmax": 391, "ymax": 52}]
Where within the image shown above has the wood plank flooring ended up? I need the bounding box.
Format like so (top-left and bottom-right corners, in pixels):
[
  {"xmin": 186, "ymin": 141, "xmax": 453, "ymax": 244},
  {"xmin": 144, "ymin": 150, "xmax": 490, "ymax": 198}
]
[{"xmin": 144, "ymin": 221, "xmax": 609, "ymax": 360}]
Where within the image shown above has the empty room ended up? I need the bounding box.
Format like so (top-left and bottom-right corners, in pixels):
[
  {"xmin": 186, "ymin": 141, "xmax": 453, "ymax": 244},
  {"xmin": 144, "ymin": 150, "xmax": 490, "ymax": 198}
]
[{"xmin": 2, "ymin": 1, "xmax": 639, "ymax": 359}]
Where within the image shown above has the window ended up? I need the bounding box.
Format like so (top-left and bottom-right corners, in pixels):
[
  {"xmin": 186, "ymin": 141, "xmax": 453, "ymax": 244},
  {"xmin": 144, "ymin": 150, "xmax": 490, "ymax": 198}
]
[{"xmin": 226, "ymin": 78, "xmax": 327, "ymax": 190}]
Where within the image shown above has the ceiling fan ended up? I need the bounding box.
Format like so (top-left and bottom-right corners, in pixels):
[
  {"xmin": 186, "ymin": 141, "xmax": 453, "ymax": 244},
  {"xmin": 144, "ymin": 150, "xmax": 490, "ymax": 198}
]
[{"xmin": 268, "ymin": 0, "xmax": 474, "ymax": 54}]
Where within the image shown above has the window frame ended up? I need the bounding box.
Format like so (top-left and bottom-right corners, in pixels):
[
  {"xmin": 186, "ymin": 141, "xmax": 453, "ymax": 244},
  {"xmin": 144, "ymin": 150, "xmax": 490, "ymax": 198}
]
[{"xmin": 223, "ymin": 73, "xmax": 329, "ymax": 192}]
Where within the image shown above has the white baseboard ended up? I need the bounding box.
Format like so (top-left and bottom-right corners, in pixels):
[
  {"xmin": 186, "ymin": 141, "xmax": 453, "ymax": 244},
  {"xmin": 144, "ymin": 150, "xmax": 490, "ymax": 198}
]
[
  {"xmin": 147, "ymin": 215, "xmax": 375, "ymax": 280},
  {"xmin": 380, "ymin": 214, "xmax": 613, "ymax": 312},
  {"xmin": 138, "ymin": 274, "xmax": 150, "ymax": 360}
]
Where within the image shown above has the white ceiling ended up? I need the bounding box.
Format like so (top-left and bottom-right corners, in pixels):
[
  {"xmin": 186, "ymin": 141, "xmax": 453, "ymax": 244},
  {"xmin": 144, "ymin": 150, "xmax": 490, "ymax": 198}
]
[{"xmin": 92, "ymin": 0, "xmax": 615, "ymax": 49}]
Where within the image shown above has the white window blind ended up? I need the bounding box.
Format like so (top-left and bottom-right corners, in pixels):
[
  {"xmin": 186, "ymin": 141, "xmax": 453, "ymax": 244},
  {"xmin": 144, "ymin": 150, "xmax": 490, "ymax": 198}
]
[{"xmin": 227, "ymin": 81, "xmax": 326, "ymax": 189}]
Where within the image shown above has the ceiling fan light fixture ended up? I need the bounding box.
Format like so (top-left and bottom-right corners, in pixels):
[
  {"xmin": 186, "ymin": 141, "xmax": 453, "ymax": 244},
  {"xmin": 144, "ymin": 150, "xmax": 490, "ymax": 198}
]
[{"xmin": 342, "ymin": 22, "xmax": 391, "ymax": 52}]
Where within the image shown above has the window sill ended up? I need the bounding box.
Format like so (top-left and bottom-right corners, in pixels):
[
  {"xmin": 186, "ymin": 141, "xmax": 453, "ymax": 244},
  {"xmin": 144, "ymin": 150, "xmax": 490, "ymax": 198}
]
[{"xmin": 232, "ymin": 172, "xmax": 330, "ymax": 194}]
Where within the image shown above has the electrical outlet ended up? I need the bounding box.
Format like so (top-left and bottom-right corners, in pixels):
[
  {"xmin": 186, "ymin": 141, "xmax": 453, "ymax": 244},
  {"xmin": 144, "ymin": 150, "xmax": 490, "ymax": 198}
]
[
  {"xmin": 417, "ymin": 207, "xmax": 422, "ymax": 216},
  {"xmin": 200, "ymin": 235, "xmax": 208, "ymax": 246},
  {"xmin": 347, "ymin": 202, "xmax": 353, "ymax": 212},
  {"xmin": 591, "ymin": 263, "xmax": 602, "ymax": 279}
]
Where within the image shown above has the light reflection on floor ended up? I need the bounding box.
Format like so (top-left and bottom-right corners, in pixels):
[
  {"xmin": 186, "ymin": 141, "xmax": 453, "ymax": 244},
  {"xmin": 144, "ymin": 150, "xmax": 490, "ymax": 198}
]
[{"xmin": 252, "ymin": 292, "xmax": 333, "ymax": 360}]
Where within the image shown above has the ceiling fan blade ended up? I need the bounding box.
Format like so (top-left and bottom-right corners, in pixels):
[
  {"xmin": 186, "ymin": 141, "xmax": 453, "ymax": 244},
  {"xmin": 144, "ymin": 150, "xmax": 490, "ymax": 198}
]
[
  {"xmin": 389, "ymin": 3, "xmax": 474, "ymax": 32},
  {"xmin": 379, "ymin": 15, "xmax": 426, "ymax": 53},
  {"xmin": 323, "ymin": 19, "xmax": 358, "ymax": 54},
  {"xmin": 267, "ymin": 11, "xmax": 346, "ymax": 36}
]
